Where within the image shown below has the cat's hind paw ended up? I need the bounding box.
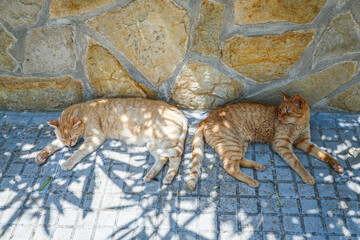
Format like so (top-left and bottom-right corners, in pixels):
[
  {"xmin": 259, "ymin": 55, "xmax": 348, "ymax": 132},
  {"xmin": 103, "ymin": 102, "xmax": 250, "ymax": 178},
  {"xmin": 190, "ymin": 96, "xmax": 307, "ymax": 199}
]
[
  {"xmin": 332, "ymin": 163, "xmax": 344, "ymax": 174},
  {"xmin": 144, "ymin": 175, "xmax": 153, "ymax": 183},
  {"xmin": 248, "ymin": 179, "xmax": 259, "ymax": 188},
  {"xmin": 61, "ymin": 161, "xmax": 75, "ymax": 171},
  {"xmin": 186, "ymin": 179, "xmax": 196, "ymax": 191},
  {"xmin": 255, "ymin": 165, "xmax": 265, "ymax": 171},
  {"xmin": 162, "ymin": 176, "xmax": 174, "ymax": 185},
  {"xmin": 36, "ymin": 150, "xmax": 49, "ymax": 164}
]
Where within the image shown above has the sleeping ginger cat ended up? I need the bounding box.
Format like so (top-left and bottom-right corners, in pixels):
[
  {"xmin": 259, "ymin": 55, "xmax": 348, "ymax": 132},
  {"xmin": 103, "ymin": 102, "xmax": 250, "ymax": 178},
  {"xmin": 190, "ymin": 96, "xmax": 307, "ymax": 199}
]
[
  {"xmin": 35, "ymin": 98, "xmax": 188, "ymax": 184},
  {"xmin": 187, "ymin": 93, "xmax": 344, "ymax": 190}
]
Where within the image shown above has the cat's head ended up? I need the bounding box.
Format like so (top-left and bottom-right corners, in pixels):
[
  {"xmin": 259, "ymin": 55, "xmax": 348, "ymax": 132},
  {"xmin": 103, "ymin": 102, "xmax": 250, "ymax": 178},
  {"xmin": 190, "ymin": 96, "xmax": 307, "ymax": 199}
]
[
  {"xmin": 278, "ymin": 92, "xmax": 310, "ymax": 125},
  {"xmin": 47, "ymin": 117, "xmax": 84, "ymax": 147}
]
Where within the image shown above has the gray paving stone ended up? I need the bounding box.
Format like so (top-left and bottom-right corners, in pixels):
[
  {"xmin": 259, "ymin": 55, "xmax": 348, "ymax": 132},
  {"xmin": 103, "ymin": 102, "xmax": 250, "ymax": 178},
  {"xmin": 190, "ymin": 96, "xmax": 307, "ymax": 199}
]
[
  {"xmin": 281, "ymin": 198, "xmax": 300, "ymax": 214},
  {"xmin": 260, "ymin": 198, "xmax": 281, "ymax": 214},
  {"xmin": 301, "ymin": 199, "xmax": 320, "ymax": 215},
  {"xmin": 261, "ymin": 215, "xmax": 281, "ymax": 232},
  {"xmin": 239, "ymin": 198, "xmax": 259, "ymax": 214},
  {"xmin": 304, "ymin": 216, "xmax": 324, "ymax": 233},
  {"xmin": 283, "ymin": 216, "xmax": 302, "ymax": 233},
  {"xmin": 278, "ymin": 183, "xmax": 297, "ymax": 197},
  {"xmin": 0, "ymin": 110, "xmax": 359, "ymax": 239}
]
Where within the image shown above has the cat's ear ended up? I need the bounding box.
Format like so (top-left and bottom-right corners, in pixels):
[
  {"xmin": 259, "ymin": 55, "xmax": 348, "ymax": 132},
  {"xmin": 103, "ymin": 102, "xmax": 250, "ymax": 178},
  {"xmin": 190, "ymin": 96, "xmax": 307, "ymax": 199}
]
[
  {"xmin": 47, "ymin": 120, "xmax": 59, "ymax": 128},
  {"xmin": 72, "ymin": 118, "xmax": 82, "ymax": 129},
  {"xmin": 281, "ymin": 91, "xmax": 291, "ymax": 100},
  {"xmin": 293, "ymin": 95, "xmax": 305, "ymax": 108}
]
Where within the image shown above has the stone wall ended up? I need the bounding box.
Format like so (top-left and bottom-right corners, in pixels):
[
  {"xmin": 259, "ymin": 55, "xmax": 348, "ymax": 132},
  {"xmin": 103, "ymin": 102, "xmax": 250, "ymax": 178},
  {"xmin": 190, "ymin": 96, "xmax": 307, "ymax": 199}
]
[{"xmin": 0, "ymin": 0, "xmax": 359, "ymax": 112}]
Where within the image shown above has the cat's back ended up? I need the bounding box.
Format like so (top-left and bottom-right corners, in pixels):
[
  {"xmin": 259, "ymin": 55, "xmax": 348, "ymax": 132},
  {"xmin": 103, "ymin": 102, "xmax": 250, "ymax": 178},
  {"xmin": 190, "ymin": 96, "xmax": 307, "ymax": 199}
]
[
  {"xmin": 81, "ymin": 98, "xmax": 187, "ymax": 131},
  {"xmin": 82, "ymin": 97, "xmax": 182, "ymax": 114},
  {"xmin": 202, "ymin": 101, "xmax": 278, "ymax": 142}
]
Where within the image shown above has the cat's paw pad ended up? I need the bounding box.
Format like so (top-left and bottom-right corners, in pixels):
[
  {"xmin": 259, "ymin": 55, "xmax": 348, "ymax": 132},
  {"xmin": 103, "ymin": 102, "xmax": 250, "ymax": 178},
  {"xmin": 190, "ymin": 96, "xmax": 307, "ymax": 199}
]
[
  {"xmin": 61, "ymin": 161, "xmax": 75, "ymax": 171},
  {"xmin": 304, "ymin": 176, "xmax": 315, "ymax": 185},
  {"xmin": 36, "ymin": 151, "xmax": 49, "ymax": 164}
]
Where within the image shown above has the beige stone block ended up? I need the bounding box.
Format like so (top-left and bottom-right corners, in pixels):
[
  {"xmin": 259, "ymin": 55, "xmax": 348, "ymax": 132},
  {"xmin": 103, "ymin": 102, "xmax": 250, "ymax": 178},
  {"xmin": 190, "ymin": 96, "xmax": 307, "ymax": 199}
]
[
  {"xmin": 234, "ymin": 0, "xmax": 327, "ymax": 25},
  {"xmin": 86, "ymin": 39, "xmax": 157, "ymax": 99},
  {"xmin": 87, "ymin": 0, "xmax": 189, "ymax": 87},
  {"xmin": 0, "ymin": 0, "xmax": 45, "ymax": 27},
  {"xmin": 23, "ymin": 26, "xmax": 77, "ymax": 74},
  {"xmin": 249, "ymin": 61, "xmax": 357, "ymax": 106},
  {"xmin": 49, "ymin": 0, "xmax": 116, "ymax": 18},
  {"xmin": 170, "ymin": 61, "xmax": 244, "ymax": 109},
  {"xmin": 190, "ymin": 0, "xmax": 224, "ymax": 57},
  {"xmin": 0, "ymin": 24, "xmax": 17, "ymax": 72},
  {"xmin": 221, "ymin": 31, "xmax": 315, "ymax": 83},
  {"xmin": 0, "ymin": 76, "xmax": 84, "ymax": 110},
  {"xmin": 314, "ymin": 12, "xmax": 360, "ymax": 63},
  {"xmin": 328, "ymin": 82, "xmax": 360, "ymax": 112}
]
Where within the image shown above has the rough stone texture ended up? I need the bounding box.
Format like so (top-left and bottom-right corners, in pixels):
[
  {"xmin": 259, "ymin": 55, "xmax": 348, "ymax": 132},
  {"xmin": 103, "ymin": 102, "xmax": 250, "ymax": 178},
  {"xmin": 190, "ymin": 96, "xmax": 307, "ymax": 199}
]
[
  {"xmin": 328, "ymin": 82, "xmax": 360, "ymax": 112},
  {"xmin": 190, "ymin": 0, "xmax": 223, "ymax": 57},
  {"xmin": 0, "ymin": 76, "xmax": 84, "ymax": 110},
  {"xmin": 49, "ymin": 0, "xmax": 116, "ymax": 18},
  {"xmin": 0, "ymin": 24, "xmax": 17, "ymax": 72},
  {"xmin": 221, "ymin": 31, "xmax": 315, "ymax": 83},
  {"xmin": 23, "ymin": 26, "xmax": 77, "ymax": 74},
  {"xmin": 170, "ymin": 61, "xmax": 244, "ymax": 109},
  {"xmin": 86, "ymin": 39, "xmax": 158, "ymax": 99},
  {"xmin": 87, "ymin": 0, "xmax": 189, "ymax": 87},
  {"xmin": 352, "ymin": 0, "xmax": 360, "ymax": 23},
  {"xmin": 233, "ymin": 0, "xmax": 327, "ymax": 25},
  {"xmin": 314, "ymin": 12, "xmax": 360, "ymax": 63},
  {"xmin": 249, "ymin": 61, "xmax": 358, "ymax": 106},
  {"xmin": 0, "ymin": 0, "xmax": 45, "ymax": 26}
]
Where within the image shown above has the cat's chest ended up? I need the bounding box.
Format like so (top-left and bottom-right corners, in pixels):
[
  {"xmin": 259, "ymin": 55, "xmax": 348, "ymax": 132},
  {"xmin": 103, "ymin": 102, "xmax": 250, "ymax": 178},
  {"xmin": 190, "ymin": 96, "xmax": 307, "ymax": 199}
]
[{"xmin": 275, "ymin": 124, "xmax": 304, "ymax": 142}]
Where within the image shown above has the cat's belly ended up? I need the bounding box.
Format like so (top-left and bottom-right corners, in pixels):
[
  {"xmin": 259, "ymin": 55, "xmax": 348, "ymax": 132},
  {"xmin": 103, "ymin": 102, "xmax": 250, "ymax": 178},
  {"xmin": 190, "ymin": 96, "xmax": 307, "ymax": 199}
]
[{"xmin": 109, "ymin": 128, "xmax": 149, "ymax": 146}]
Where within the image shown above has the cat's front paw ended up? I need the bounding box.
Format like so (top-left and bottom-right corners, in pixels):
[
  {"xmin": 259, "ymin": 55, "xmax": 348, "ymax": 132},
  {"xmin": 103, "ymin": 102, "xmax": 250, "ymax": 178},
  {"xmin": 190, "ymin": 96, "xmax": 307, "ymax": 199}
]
[
  {"xmin": 36, "ymin": 150, "xmax": 50, "ymax": 164},
  {"xmin": 303, "ymin": 175, "xmax": 315, "ymax": 185},
  {"xmin": 332, "ymin": 163, "xmax": 344, "ymax": 174},
  {"xmin": 61, "ymin": 161, "xmax": 75, "ymax": 171}
]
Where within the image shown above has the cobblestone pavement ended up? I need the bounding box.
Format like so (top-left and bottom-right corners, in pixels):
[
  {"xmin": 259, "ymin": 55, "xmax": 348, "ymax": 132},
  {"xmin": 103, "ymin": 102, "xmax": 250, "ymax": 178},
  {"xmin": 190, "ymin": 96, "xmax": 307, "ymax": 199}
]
[{"xmin": 0, "ymin": 110, "xmax": 359, "ymax": 240}]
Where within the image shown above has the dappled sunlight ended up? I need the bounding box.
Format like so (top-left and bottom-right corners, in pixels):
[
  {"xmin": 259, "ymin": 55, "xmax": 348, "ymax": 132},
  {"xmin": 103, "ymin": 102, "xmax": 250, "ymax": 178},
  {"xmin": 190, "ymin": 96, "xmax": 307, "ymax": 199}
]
[{"xmin": 0, "ymin": 110, "xmax": 359, "ymax": 239}]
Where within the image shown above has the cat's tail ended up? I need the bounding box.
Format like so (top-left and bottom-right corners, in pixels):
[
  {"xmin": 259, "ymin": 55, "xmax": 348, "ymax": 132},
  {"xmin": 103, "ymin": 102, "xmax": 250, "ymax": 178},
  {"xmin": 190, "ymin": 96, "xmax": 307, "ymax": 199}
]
[{"xmin": 186, "ymin": 122, "xmax": 205, "ymax": 191}]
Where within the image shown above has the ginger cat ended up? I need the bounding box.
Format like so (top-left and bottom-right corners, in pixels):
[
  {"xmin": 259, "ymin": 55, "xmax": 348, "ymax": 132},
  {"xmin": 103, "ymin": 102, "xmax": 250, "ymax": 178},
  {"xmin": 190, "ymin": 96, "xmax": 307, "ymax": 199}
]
[
  {"xmin": 187, "ymin": 93, "xmax": 344, "ymax": 190},
  {"xmin": 36, "ymin": 98, "xmax": 188, "ymax": 184}
]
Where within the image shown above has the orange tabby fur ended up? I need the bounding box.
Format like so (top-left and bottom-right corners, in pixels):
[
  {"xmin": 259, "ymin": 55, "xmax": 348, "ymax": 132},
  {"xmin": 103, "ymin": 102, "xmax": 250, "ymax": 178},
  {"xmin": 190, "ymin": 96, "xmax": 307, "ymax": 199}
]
[
  {"xmin": 187, "ymin": 93, "xmax": 344, "ymax": 190},
  {"xmin": 36, "ymin": 98, "xmax": 188, "ymax": 184}
]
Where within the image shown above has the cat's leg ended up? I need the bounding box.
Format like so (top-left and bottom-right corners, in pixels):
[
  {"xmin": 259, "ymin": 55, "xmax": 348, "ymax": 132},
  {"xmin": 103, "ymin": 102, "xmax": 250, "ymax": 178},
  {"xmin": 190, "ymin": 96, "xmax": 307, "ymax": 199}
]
[
  {"xmin": 208, "ymin": 134, "xmax": 259, "ymax": 187},
  {"xmin": 240, "ymin": 158, "xmax": 265, "ymax": 171},
  {"xmin": 144, "ymin": 155, "xmax": 168, "ymax": 183},
  {"xmin": 36, "ymin": 139, "xmax": 65, "ymax": 164},
  {"xmin": 272, "ymin": 143, "xmax": 315, "ymax": 185},
  {"xmin": 294, "ymin": 139, "xmax": 344, "ymax": 173},
  {"xmin": 214, "ymin": 141, "xmax": 259, "ymax": 187},
  {"xmin": 144, "ymin": 143, "xmax": 169, "ymax": 182},
  {"xmin": 163, "ymin": 156, "xmax": 181, "ymax": 184},
  {"xmin": 237, "ymin": 143, "xmax": 265, "ymax": 171},
  {"xmin": 61, "ymin": 136, "xmax": 105, "ymax": 170},
  {"xmin": 223, "ymin": 155, "xmax": 259, "ymax": 187}
]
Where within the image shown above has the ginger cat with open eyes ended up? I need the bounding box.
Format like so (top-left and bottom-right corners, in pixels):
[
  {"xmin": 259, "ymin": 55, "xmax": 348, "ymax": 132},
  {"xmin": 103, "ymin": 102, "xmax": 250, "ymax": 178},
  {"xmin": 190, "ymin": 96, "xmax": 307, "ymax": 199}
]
[
  {"xmin": 35, "ymin": 98, "xmax": 188, "ymax": 184},
  {"xmin": 187, "ymin": 93, "xmax": 344, "ymax": 190}
]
